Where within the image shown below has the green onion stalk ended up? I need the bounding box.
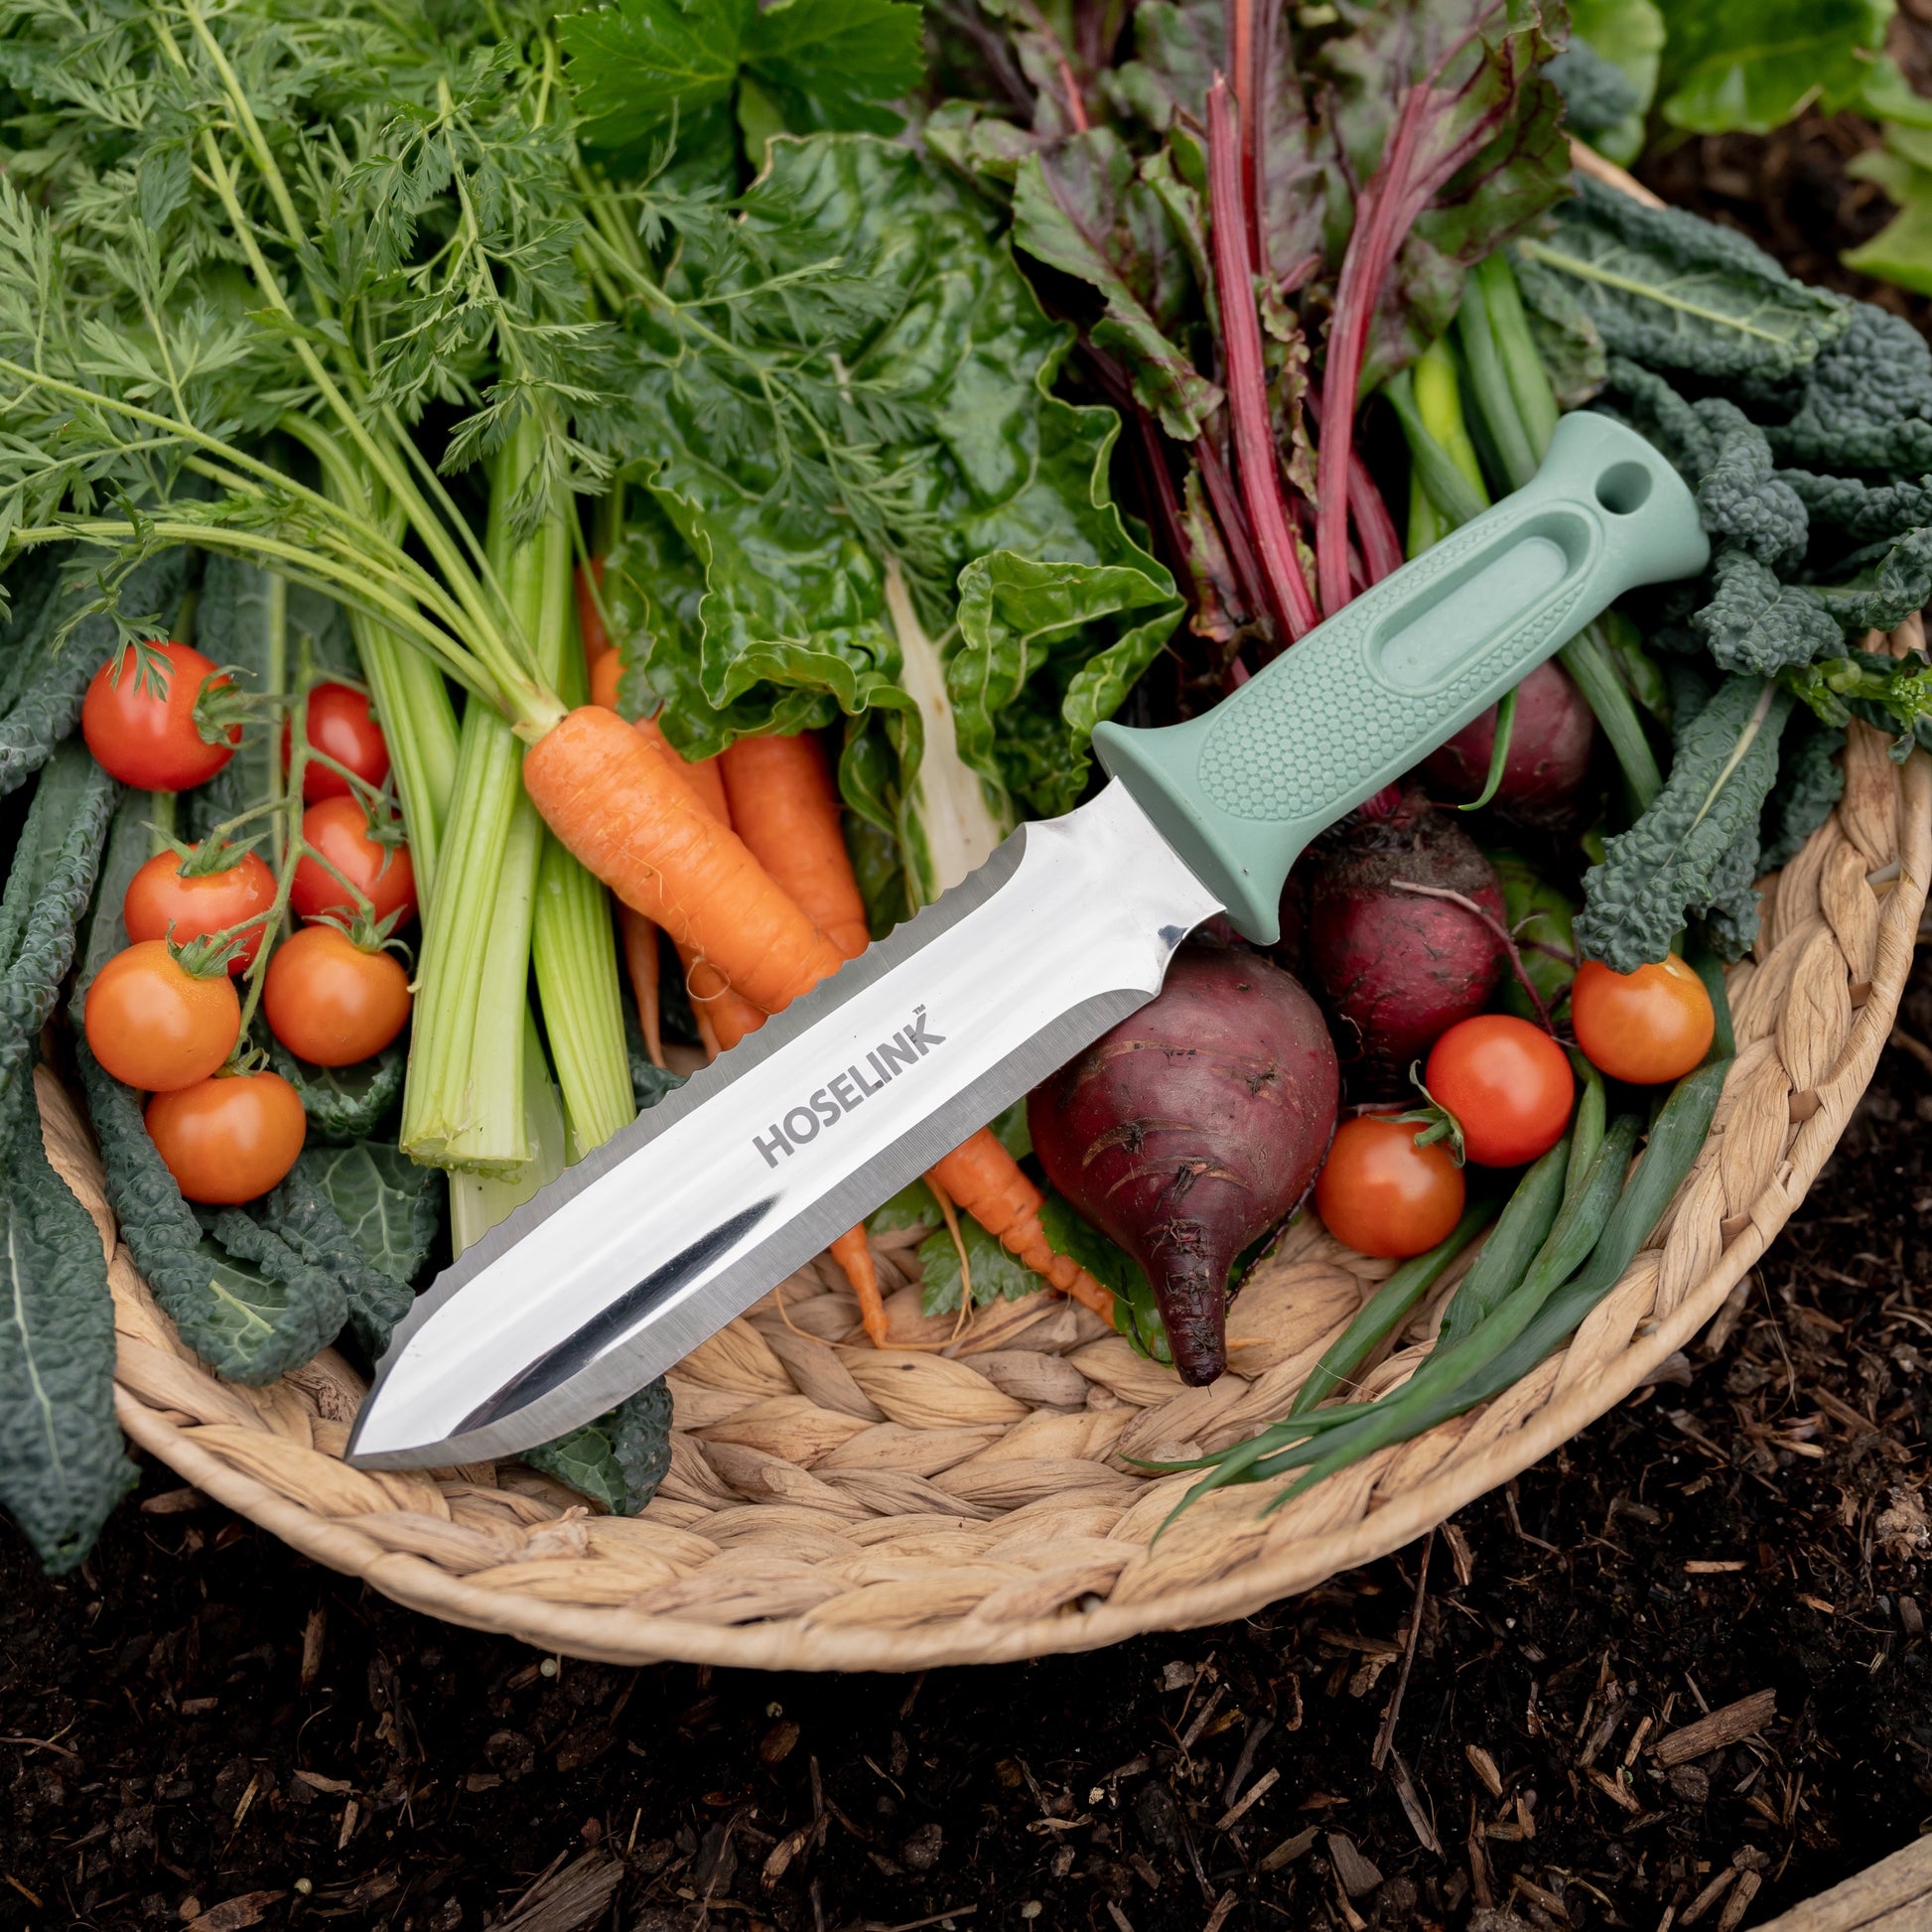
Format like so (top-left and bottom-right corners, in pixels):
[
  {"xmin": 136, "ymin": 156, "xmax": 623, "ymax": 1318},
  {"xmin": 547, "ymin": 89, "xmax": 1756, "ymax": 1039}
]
[{"xmin": 1385, "ymin": 252, "xmax": 1664, "ymax": 809}]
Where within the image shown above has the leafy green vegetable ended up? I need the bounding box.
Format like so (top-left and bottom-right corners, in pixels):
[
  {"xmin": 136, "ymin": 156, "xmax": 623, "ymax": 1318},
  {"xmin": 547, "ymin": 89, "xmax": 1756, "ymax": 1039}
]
[
  {"xmin": 1654, "ymin": 0, "xmax": 1888, "ymax": 137},
  {"xmin": 1574, "ymin": 674, "xmax": 1794, "ymax": 970},
  {"xmin": 75, "ymin": 1043, "xmax": 346, "ymax": 1384},
  {"xmin": 612, "ymin": 133, "xmax": 1181, "ymax": 907},
  {"xmin": 298, "ymin": 1142, "xmax": 441, "ymax": 1288},
  {"xmin": 1762, "ymin": 302, "xmax": 1932, "ymax": 474},
  {"xmin": 870, "ymin": 1176, "xmax": 940, "ymax": 1234},
  {"xmin": 525, "ymin": 1377, "xmax": 673, "ymax": 1515},
  {"xmin": 1759, "ymin": 712, "xmax": 1844, "ymax": 870},
  {"xmin": 1491, "ymin": 851, "xmax": 1580, "ymax": 1019},
  {"xmin": 0, "ymin": 1071, "xmax": 136, "ymax": 1574},
  {"xmin": 1842, "ymin": 131, "xmax": 1932, "ymax": 299},
  {"xmin": 264, "ymin": 1035, "xmax": 407, "ymax": 1145},
  {"xmin": 919, "ymin": 1213, "xmax": 1036, "ymax": 1316},
  {"xmin": 1562, "ymin": 0, "xmax": 1666, "ymax": 163},
  {"xmin": 0, "ymin": 743, "xmax": 117, "ymax": 1095},
  {"xmin": 1517, "ymin": 177, "xmax": 1851, "ymax": 382},
  {"xmin": 563, "ymin": 0, "xmax": 924, "ymax": 174},
  {"xmin": 0, "ymin": 549, "xmax": 187, "ymax": 801}
]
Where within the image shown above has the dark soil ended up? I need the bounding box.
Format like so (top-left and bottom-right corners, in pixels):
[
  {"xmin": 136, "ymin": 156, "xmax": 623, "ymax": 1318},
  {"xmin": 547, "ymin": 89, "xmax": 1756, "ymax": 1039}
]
[
  {"xmin": 5, "ymin": 960, "xmax": 1932, "ymax": 1932},
  {"xmin": 13, "ymin": 105, "xmax": 1932, "ymax": 1932}
]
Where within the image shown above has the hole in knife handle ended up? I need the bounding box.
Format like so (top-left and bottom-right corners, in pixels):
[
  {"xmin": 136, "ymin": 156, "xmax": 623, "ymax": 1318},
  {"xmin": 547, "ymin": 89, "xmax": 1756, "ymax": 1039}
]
[
  {"xmin": 1368, "ymin": 510, "xmax": 1587, "ymax": 697},
  {"xmin": 1594, "ymin": 460, "xmax": 1653, "ymax": 515},
  {"xmin": 453, "ymin": 1198, "xmax": 774, "ymax": 1437}
]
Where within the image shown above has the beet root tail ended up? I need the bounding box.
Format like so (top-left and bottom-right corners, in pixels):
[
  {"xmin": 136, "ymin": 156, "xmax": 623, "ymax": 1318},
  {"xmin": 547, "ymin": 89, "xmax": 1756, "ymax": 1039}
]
[{"xmin": 1149, "ymin": 1223, "xmax": 1233, "ymax": 1386}]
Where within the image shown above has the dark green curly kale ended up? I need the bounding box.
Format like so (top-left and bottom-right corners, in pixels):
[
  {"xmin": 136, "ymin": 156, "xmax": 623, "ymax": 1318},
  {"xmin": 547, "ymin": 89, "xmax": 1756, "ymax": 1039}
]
[
  {"xmin": 0, "ymin": 1071, "xmax": 136, "ymax": 1573},
  {"xmin": 1691, "ymin": 550, "xmax": 1842, "ymax": 677},
  {"xmin": 524, "ymin": 1378, "xmax": 674, "ymax": 1516},
  {"xmin": 1544, "ymin": 41, "xmax": 1639, "ymax": 136},
  {"xmin": 75, "ymin": 1041, "xmax": 347, "ymax": 1384},
  {"xmin": 1762, "ymin": 304, "xmax": 1932, "ymax": 474},
  {"xmin": 1759, "ymin": 715, "xmax": 1844, "ymax": 872},
  {"xmin": 1576, "ymin": 675, "xmax": 1794, "ymax": 970},
  {"xmin": 1783, "ymin": 470, "xmax": 1932, "ymax": 543}
]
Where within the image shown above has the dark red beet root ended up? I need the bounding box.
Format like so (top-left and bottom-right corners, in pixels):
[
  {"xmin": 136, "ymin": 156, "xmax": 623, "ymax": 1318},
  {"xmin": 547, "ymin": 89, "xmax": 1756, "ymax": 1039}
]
[
  {"xmin": 1421, "ymin": 660, "xmax": 1595, "ymax": 825},
  {"xmin": 1304, "ymin": 795, "xmax": 1506, "ymax": 1079},
  {"xmin": 1028, "ymin": 946, "xmax": 1339, "ymax": 1386}
]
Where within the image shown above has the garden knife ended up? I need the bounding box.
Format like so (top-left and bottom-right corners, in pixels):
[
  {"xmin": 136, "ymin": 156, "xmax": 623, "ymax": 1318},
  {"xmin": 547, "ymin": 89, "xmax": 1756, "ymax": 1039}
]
[{"xmin": 347, "ymin": 412, "xmax": 1708, "ymax": 1471}]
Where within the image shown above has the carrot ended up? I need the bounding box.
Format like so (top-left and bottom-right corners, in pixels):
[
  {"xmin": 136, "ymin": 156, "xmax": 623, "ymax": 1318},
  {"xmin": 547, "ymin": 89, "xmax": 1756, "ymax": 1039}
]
[
  {"xmin": 590, "ymin": 647, "xmax": 621, "ymax": 710},
  {"xmin": 928, "ymin": 1128, "xmax": 1118, "ymax": 1327},
  {"xmin": 720, "ymin": 734, "xmax": 871, "ymax": 961},
  {"xmin": 829, "ymin": 1226, "xmax": 889, "ymax": 1346},
  {"xmin": 617, "ymin": 904, "xmax": 665, "ymax": 1070},
  {"xmin": 575, "ymin": 558, "xmax": 609, "ymax": 671},
  {"xmin": 523, "ymin": 707, "xmax": 845, "ymax": 1015}
]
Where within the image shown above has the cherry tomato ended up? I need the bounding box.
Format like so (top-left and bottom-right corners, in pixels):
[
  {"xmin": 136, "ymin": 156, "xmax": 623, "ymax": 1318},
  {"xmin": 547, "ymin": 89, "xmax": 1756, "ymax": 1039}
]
[
  {"xmin": 282, "ymin": 681, "xmax": 390, "ymax": 802},
  {"xmin": 263, "ymin": 924, "xmax": 412, "ymax": 1066},
  {"xmin": 1315, "ymin": 1114, "xmax": 1466, "ymax": 1259},
  {"xmin": 1425, "ymin": 1014, "xmax": 1575, "ymax": 1167},
  {"xmin": 1572, "ymin": 953, "xmax": 1715, "ymax": 1085},
  {"xmin": 83, "ymin": 941, "xmax": 240, "ymax": 1091},
  {"xmin": 589, "ymin": 647, "xmax": 622, "ymax": 710},
  {"xmin": 81, "ymin": 640, "xmax": 238, "ymax": 791},
  {"xmin": 290, "ymin": 797, "xmax": 416, "ymax": 925},
  {"xmin": 145, "ymin": 1070, "xmax": 306, "ymax": 1204},
  {"xmin": 123, "ymin": 846, "xmax": 277, "ymax": 973}
]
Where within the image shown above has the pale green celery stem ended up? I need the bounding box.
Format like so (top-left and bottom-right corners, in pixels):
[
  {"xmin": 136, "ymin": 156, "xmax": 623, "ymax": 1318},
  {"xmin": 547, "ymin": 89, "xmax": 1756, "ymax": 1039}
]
[
  {"xmin": 397, "ymin": 700, "xmax": 535, "ymax": 1173},
  {"xmin": 450, "ymin": 1014, "xmax": 568, "ymax": 1256},
  {"xmin": 355, "ymin": 615, "xmax": 460, "ymax": 902},
  {"xmin": 882, "ymin": 558, "xmax": 1014, "ymax": 903}
]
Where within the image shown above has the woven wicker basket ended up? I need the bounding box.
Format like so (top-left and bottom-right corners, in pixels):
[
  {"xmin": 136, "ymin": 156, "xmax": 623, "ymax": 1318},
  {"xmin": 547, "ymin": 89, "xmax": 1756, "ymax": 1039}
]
[{"xmin": 39, "ymin": 652, "xmax": 1931, "ymax": 1670}]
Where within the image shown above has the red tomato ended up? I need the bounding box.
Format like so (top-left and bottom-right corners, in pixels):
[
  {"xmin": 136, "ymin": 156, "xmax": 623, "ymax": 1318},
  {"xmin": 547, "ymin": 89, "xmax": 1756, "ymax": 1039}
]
[
  {"xmin": 1315, "ymin": 1114, "xmax": 1466, "ymax": 1259},
  {"xmin": 81, "ymin": 640, "xmax": 237, "ymax": 791},
  {"xmin": 83, "ymin": 941, "xmax": 240, "ymax": 1091},
  {"xmin": 1425, "ymin": 1015, "xmax": 1575, "ymax": 1167},
  {"xmin": 263, "ymin": 924, "xmax": 412, "ymax": 1066},
  {"xmin": 282, "ymin": 681, "xmax": 390, "ymax": 801},
  {"xmin": 290, "ymin": 797, "xmax": 416, "ymax": 925},
  {"xmin": 123, "ymin": 847, "xmax": 276, "ymax": 973},
  {"xmin": 1572, "ymin": 954, "xmax": 1715, "ymax": 1085},
  {"xmin": 145, "ymin": 1071, "xmax": 306, "ymax": 1204}
]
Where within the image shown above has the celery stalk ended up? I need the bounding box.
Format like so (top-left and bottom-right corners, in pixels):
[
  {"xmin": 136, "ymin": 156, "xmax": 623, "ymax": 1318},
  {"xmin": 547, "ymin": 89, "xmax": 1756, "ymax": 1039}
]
[
  {"xmin": 356, "ymin": 609, "xmax": 459, "ymax": 900},
  {"xmin": 526, "ymin": 515, "xmax": 632, "ymax": 1154},
  {"xmin": 450, "ymin": 1014, "xmax": 569, "ymax": 1255}
]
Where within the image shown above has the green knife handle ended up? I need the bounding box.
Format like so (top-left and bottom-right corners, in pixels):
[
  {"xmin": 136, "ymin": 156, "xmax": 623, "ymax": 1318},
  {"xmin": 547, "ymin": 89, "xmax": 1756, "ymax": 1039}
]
[{"xmin": 1092, "ymin": 412, "xmax": 1709, "ymax": 942}]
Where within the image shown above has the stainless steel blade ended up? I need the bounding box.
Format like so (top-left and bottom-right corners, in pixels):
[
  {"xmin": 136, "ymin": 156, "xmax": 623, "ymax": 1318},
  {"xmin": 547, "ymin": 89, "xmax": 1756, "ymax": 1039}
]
[{"xmin": 346, "ymin": 781, "xmax": 1223, "ymax": 1469}]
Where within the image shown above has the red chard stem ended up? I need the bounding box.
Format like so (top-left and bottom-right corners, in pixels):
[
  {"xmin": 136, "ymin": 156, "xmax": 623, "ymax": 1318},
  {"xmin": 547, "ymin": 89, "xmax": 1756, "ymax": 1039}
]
[{"xmin": 1206, "ymin": 74, "xmax": 1318, "ymax": 644}]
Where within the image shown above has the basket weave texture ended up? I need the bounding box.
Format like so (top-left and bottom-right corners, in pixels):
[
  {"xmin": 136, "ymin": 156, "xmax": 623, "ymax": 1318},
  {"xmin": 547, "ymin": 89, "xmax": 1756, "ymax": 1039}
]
[{"xmin": 41, "ymin": 685, "xmax": 1931, "ymax": 1671}]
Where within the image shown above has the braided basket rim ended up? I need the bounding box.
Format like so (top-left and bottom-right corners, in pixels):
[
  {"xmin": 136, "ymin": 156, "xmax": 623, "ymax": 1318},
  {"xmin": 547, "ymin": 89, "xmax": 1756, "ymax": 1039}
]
[{"xmin": 46, "ymin": 715, "xmax": 1930, "ymax": 1673}]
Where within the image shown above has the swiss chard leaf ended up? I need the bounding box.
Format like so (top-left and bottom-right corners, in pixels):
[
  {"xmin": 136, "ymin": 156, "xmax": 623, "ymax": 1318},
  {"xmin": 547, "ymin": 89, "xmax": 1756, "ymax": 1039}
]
[
  {"xmin": 0, "ymin": 1071, "xmax": 136, "ymax": 1574},
  {"xmin": 563, "ymin": 0, "xmax": 924, "ymax": 170},
  {"xmin": 1655, "ymin": 0, "xmax": 1888, "ymax": 137}
]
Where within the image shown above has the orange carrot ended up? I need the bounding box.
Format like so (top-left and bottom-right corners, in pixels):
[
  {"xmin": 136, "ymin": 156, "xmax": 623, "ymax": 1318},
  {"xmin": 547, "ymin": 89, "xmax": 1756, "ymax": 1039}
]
[
  {"xmin": 576, "ymin": 558, "xmax": 609, "ymax": 672},
  {"xmin": 617, "ymin": 903, "xmax": 665, "ymax": 1070},
  {"xmin": 589, "ymin": 647, "xmax": 621, "ymax": 710},
  {"xmin": 829, "ymin": 1226, "xmax": 889, "ymax": 1346},
  {"xmin": 719, "ymin": 734, "xmax": 871, "ymax": 961},
  {"xmin": 928, "ymin": 1128, "xmax": 1118, "ymax": 1327},
  {"xmin": 523, "ymin": 708, "xmax": 845, "ymax": 1015}
]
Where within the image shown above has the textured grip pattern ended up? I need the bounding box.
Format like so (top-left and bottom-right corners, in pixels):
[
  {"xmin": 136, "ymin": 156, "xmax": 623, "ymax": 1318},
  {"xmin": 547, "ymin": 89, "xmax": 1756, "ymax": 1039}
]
[{"xmin": 1197, "ymin": 519, "xmax": 1592, "ymax": 822}]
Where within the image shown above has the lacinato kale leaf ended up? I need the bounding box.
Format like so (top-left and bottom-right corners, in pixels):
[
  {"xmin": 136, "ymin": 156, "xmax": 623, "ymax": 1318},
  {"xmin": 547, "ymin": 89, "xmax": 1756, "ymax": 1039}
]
[
  {"xmin": 76, "ymin": 1042, "xmax": 346, "ymax": 1383},
  {"xmin": 1690, "ymin": 550, "xmax": 1842, "ymax": 677},
  {"xmin": 1518, "ymin": 176, "xmax": 1850, "ymax": 381},
  {"xmin": 525, "ymin": 1377, "xmax": 673, "ymax": 1515},
  {"xmin": 0, "ymin": 743, "xmax": 117, "ymax": 1095},
  {"xmin": 1575, "ymin": 674, "xmax": 1793, "ymax": 970},
  {"xmin": 1758, "ymin": 304, "xmax": 1932, "ymax": 473},
  {"xmin": 0, "ymin": 1071, "xmax": 135, "ymax": 1574}
]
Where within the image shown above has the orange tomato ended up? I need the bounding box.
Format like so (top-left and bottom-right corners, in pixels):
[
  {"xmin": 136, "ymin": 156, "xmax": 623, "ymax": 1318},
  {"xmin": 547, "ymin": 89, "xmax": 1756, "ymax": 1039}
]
[{"xmin": 1571, "ymin": 954, "xmax": 1714, "ymax": 1084}]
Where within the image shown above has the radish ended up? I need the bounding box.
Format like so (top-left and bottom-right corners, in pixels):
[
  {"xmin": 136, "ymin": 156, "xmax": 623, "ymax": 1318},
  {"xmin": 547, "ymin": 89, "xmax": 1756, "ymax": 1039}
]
[
  {"xmin": 1420, "ymin": 660, "xmax": 1595, "ymax": 825},
  {"xmin": 1028, "ymin": 945, "xmax": 1339, "ymax": 1386},
  {"xmin": 1303, "ymin": 794, "xmax": 1506, "ymax": 1080}
]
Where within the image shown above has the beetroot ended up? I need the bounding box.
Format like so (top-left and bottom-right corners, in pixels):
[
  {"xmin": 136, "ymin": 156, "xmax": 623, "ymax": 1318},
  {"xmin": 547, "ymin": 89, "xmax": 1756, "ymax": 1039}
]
[
  {"xmin": 1304, "ymin": 795, "xmax": 1506, "ymax": 1080},
  {"xmin": 1421, "ymin": 660, "xmax": 1595, "ymax": 825},
  {"xmin": 1029, "ymin": 945, "xmax": 1339, "ymax": 1386}
]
